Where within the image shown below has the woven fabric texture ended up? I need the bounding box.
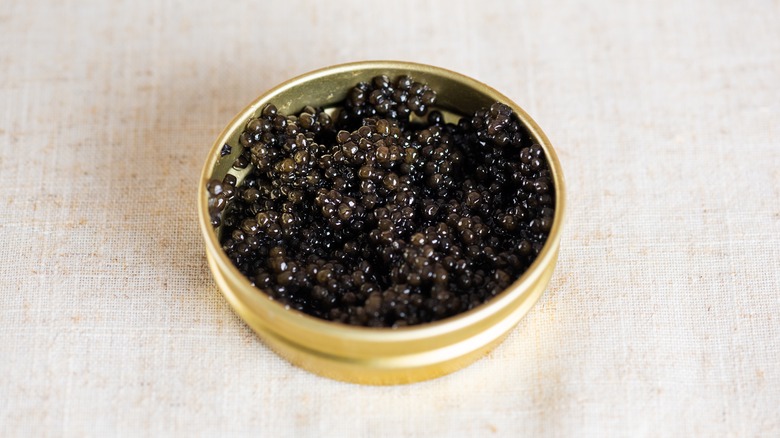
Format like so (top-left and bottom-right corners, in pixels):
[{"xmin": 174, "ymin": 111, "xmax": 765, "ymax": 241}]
[{"xmin": 1, "ymin": 0, "xmax": 779, "ymax": 436}]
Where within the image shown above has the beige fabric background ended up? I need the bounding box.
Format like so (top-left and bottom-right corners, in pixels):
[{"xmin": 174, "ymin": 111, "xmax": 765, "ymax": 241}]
[{"xmin": 1, "ymin": 0, "xmax": 779, "ymax": 436}]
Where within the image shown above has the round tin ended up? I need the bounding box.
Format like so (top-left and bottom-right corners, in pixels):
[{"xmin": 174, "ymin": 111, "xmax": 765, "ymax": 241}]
[{"xmin": 197, "ymin": 61, "xmax": 566, "ymax": 385}]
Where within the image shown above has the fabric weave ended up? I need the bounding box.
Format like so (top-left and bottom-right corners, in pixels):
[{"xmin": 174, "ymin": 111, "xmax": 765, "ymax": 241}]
[{"xmin": 1, "ymin": 0, "xmax": 778, "ymax": 436}]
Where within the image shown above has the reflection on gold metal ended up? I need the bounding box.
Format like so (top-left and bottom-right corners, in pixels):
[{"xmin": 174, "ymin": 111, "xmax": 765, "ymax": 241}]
[{"xmin": 197, "ymin": 61, "xmax": 566, "ymax": 385}]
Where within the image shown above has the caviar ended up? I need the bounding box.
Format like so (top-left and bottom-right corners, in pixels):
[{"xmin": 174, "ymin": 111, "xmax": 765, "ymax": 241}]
[{"xmin": 207, "ymin": 75, "xmax": 554, "ymax": 327}]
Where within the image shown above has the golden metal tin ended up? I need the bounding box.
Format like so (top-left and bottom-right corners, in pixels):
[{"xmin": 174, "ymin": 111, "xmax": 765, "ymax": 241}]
[{"xmin": 197, "ymin": 61, "xmax": 566, "ymax": 385}]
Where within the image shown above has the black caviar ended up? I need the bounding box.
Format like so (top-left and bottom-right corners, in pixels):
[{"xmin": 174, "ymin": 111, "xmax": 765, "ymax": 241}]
[{"xmin": 207, "ymin": 75, "xmax": 554, "ymax": 327}]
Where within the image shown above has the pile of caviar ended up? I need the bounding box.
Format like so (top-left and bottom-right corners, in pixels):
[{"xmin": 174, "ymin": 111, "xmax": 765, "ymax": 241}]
[{"xmin": 207, "ymin": 75, "xmax": 554, "ymax": 327}]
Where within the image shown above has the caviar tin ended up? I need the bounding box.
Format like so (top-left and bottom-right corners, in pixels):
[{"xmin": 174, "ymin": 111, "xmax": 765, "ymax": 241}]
[{"xmin": 197, "ymin": 61, "xmax": 565, "ymax": 385}]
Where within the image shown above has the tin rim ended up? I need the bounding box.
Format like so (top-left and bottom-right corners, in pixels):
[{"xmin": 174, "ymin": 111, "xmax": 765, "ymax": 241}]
[{"xmin": 197, "ymin": 61, "xmax": 565, "ymax": 382}]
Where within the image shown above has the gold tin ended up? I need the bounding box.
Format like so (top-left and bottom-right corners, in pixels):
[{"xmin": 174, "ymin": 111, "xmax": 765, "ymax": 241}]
[{"xmin": 197, "ymin": 61, "xmax": 566, "ymax": 385}]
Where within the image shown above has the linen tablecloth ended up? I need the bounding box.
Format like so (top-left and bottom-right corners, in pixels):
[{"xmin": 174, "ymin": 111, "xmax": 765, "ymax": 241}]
[{"xmin": 1, "ymin": 0, "xmax": 778, "ymax": 435}]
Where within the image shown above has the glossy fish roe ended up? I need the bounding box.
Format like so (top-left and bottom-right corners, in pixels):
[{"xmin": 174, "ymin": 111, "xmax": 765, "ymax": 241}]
[{"xmin": 207, "ymin": 75, "xmax": 554, "ymax": 327}]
